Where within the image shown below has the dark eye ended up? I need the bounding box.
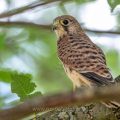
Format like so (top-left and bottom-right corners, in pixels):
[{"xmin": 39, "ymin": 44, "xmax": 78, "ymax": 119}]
[{"xmin": 62, "ymin": 19, "xmax": 69, "ymax": 26}]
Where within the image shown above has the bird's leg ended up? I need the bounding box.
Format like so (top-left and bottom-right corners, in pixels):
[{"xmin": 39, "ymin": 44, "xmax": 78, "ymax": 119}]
[{"xmin": 73, "ymin": 84, "xmax": 76, "ymax": 91}]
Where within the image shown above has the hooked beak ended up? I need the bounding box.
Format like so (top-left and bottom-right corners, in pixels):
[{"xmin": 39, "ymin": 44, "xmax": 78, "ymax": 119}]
[
  {"xmin": 52, "ymin": 26, "xmax": 57, "ymax": 31},
  {"xmin": 52, "ymin": 20, "xmax": 59, "ymax": 31}
]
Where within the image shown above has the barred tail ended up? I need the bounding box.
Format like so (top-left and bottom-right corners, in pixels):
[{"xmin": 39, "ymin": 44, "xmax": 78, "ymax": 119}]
[{"xmin": 102, "ymin": 101, "xmax": 120, "ymax": 108}]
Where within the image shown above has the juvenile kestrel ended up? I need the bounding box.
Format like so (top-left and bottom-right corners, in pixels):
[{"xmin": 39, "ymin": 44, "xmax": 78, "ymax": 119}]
[{"xmin": 53, "ymin": 15, "xmax": 119, "ymax": 108}]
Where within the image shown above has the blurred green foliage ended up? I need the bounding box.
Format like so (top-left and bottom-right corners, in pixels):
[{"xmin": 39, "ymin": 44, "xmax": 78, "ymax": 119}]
[
  {"xmin": 74, "ymin": 0, "xmax": 95, "ymax": 4},
  {"xmin": 0, "ymin": 0, "xmax": 120, "ymax": 109},
  {"xmin": 107, "ymin": 0, "xmax": 120, "ymax": 11},
  {"xmin": 106, "ymin": 50, "xmax": 120, "ymax": 77}
]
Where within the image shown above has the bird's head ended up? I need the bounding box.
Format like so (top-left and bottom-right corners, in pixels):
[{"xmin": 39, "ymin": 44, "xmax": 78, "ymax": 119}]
[{"xmin": 53, "ymin": 15, "xmax": 81, "ymax": 38}]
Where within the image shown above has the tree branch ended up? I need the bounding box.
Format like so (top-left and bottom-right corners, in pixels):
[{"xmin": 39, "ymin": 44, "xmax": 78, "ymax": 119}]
[
  {"xmin": 0, "ymin": 0, "xmax": 62, "ymax": 18},
  {"xmin": 84, "ymin": 28, "xmax": 120, "ymax": 35},
  {"xmin": 0, "ymin": 84, "xmax": 120, "ymax": 120},
  {"xmin": 0, "ymin": 21, "xmax": 120, "ymax": 35},
  {"xmin": 31, "ymin": 104, "xmax": 119, "ymax": 120},
  {"xmin": 0, "ymin": 21, "xmax": 50, "ymax": 29}
]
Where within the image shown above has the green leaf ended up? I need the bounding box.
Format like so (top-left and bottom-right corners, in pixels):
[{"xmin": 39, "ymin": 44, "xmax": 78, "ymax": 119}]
[
  {"xmin": 11, "ymin": 72, "xmax": 36, "ymax": 101},
  {"xmin": 107, "ymin": 0, "xmax": 120, "ymax": 11},
  {"xmin": 0, "ymin": 69, "xmax": 13, "ymax": 83},
  {"xmin": 19, "ymin": 91, "xmax": 42, "ymax": 101},
  {"xmin": 0, "ymin": 69, "xmax": 12, "ymax": 83},
  {"xmin": 28, "ymin": 91, "xmax": 42, "ymax": 99}
]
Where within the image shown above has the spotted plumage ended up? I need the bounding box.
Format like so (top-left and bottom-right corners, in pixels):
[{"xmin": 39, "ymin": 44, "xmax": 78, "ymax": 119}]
[{"xmin": 53, "ymin": 15, "xmax": 119, "ymax": 108}]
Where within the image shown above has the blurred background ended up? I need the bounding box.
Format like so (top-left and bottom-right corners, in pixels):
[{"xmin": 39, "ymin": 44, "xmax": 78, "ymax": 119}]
[{"xmin": 0, "ymin": 0, "xmax": 120, "ymax": 109}]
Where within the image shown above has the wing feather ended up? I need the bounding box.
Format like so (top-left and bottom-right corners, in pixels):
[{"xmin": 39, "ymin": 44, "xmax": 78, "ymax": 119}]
[
  {"xmin": 57, "ymin": 35, "xmax": 114, "ymax": 86},
  {"xmin": 81, "ymin": 72, "xmax": 114, "ymax": 86}
]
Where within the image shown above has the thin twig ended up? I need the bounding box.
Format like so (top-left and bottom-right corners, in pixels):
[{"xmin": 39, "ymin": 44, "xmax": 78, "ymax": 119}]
[
  {"xmin": 0, "ymin": 21, "xmax": 50, "ymax": 29},
  {"xmin": 0, "ymin": 85, "xmax": 120, "ymax": 120},
  {"xmin": 0, "ymin": 0, "xmax": 62, "ymax": 18},
  {"xmin": 84, "ymin": 28, "xmax": 120, "ymax": 35}
]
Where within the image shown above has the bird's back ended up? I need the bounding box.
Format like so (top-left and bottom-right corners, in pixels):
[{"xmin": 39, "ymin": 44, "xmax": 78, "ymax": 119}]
[{"xmin": 57, "ymin": 32, "xmax": 114, "ymax": 87}]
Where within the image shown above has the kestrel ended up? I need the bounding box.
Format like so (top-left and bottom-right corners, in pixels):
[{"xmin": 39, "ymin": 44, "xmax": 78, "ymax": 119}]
[{"xmin": 53, "ymin": 15, "xmax": 119, "ymax": 108}]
